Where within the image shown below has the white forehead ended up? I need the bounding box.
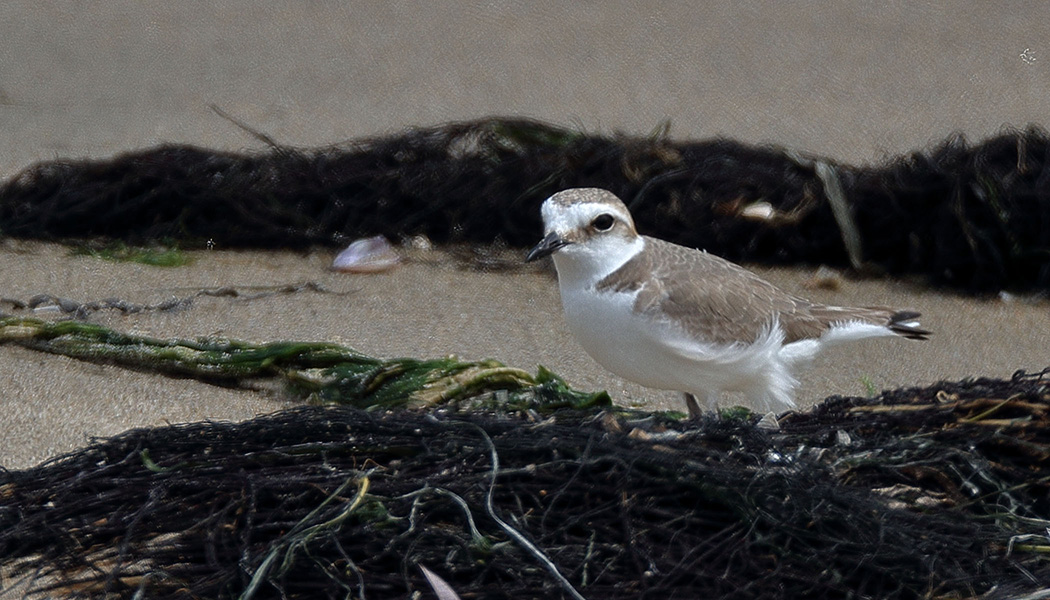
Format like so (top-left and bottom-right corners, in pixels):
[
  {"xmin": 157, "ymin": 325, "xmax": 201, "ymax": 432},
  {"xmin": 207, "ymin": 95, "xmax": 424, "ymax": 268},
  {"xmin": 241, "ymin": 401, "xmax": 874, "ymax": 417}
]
[{"xmin": 540, "ymin": 188, "xmax": 634, "ymax": 233}]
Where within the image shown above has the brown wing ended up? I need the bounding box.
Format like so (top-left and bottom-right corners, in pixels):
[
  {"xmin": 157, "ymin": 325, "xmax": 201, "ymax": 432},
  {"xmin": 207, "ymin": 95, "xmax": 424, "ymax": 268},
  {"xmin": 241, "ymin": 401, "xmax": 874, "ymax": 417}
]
[
  {"xmin": 596, "ymin": 237, "xmax": 817, "ymax": 344},
  {"xmin": 600, "ymin": 237, "xmax": 927, "ymax": 345}
]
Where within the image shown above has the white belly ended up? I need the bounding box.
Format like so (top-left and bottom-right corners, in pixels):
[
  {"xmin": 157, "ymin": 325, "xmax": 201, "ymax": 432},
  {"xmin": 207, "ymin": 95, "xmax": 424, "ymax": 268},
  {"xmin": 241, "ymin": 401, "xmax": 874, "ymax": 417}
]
[{"xmin": 558, "ymin": 283, "xmax": 792, "ymax": 405}]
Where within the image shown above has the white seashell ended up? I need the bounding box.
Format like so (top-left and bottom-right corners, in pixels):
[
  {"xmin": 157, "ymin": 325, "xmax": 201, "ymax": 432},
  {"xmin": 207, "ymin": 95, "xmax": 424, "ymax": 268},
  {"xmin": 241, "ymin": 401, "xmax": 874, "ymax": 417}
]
[
  {"xmin": 31, "ymin": 304, "xmax": 63, "ymax": 314},
  {"xmin": 756, "ymin": 412, "xmax": 780, "ymax": 431},
  {"xmin": 420, "ymin": 565, "xmax": 462, "ymax": 600},
  {"xmin": 332, "ymin": 236, "xmax": 400, "ymax": 273},
  {"xmin": 739, "ymin": 201, "xmax": 776, "ymax": 221}
]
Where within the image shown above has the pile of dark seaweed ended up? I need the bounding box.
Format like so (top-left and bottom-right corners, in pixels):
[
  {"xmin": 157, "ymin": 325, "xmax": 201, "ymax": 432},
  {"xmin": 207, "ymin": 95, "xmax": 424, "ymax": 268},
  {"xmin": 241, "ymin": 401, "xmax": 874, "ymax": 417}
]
[
  {"xmin": 1, "ymin": 118, "xmax": 1049, "ymax": 293},
  {"xmin": 2, "ymin": 369, "xmax": 1048, "ymax": 599}
]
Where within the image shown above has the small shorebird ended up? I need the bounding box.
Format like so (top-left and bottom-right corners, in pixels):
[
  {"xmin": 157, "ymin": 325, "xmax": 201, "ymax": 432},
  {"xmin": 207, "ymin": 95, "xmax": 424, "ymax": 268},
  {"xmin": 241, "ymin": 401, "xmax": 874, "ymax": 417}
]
[{"xmin": 526, "ymin": 188, "xmax": 929, "ymax": 415}]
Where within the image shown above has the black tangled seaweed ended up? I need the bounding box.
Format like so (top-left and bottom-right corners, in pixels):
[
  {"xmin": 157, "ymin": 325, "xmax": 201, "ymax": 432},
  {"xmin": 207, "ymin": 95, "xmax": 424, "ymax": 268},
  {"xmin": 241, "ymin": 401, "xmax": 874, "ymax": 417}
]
[{"xmin": 1, "ymin": 118, "xmax": 1049, "ymax": 293}]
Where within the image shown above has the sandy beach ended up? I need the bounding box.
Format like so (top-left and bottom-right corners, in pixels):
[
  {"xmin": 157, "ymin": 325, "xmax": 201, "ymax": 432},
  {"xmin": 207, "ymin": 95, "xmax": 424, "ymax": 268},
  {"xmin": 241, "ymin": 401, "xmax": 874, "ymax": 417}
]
[
  {"xmin": 2, "ymin": 3, "xmax": 1050, "ymax": 470},
  {"xmin": 3, "ymin": 240, "xmax": 1048, "ymax": 469}
]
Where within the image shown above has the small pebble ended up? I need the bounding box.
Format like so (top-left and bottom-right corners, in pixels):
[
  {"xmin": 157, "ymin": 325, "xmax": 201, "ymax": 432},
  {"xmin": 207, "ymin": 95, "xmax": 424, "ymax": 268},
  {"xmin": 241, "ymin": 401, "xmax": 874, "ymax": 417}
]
[{"xmin": 803, "ymin": 265, "xmax": 845, "ymax": 291}]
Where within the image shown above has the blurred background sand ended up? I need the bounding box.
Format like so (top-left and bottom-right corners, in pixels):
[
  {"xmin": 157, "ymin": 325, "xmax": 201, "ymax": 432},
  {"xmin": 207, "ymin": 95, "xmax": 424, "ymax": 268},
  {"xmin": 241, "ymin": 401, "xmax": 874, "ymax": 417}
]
[{"xmin": 2, "ymin": 2, "xmax": 1049, "ymax": 469}]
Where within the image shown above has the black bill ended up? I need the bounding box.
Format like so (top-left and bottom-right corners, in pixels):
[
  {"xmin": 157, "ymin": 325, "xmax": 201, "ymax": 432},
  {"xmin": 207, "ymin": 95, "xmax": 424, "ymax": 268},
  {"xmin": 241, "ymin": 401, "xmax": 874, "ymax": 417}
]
[{"xmin": 525, "ymin": 232, "xmax": 573, "ymax": 262}]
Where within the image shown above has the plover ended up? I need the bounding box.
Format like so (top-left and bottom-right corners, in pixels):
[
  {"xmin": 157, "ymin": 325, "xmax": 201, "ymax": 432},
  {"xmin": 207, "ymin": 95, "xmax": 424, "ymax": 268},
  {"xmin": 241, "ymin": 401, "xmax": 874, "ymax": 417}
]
[{"xmin": 526, "ymin": 188, "xmax": 929, "ymax": 415}]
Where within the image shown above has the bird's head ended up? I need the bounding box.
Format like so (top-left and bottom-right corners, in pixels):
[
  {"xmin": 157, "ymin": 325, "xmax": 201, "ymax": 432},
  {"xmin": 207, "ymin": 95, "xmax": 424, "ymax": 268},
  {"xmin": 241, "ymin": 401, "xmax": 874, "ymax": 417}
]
[{"xmin": 526, "ymin": 189, "xmax": 643, "ymax": 282}]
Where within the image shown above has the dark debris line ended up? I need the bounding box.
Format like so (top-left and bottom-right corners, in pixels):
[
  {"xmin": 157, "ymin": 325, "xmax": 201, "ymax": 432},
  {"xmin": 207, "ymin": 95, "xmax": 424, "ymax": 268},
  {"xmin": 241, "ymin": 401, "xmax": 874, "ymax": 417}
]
[
  {"xmin": 0, "ymin": 281, "xmax": 340, "ymax": 319},
  {"xmin": 1, "ymin": 369, "xmax": 1049, "ymax": 599},
  {"xmin": 1, "ymin": 118, "xmax": 1049, "ymax": 293}
]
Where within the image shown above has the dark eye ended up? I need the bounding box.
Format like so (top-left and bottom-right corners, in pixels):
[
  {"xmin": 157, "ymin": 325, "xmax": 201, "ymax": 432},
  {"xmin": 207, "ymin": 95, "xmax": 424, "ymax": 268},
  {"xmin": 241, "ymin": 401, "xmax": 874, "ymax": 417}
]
[{"xmin": 591, "ymin": 214, "xmax": 615, "ymax": 231}]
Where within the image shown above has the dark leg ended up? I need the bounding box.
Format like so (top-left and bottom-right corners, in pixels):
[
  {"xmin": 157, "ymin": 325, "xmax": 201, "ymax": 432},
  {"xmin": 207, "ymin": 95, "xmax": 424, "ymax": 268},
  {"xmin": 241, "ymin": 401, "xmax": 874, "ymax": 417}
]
[{"xmin": 684, "ymin": 393, "xmax": 702, "ymax": 419}]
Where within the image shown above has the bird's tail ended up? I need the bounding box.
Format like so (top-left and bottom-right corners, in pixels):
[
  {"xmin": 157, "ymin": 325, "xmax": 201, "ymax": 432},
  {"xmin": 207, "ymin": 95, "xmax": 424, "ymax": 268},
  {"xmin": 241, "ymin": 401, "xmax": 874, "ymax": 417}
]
[
  {"xmin": 886, "ymin": 310, "xmax": 930, "ymax": 340},
  {"xmin": 809, "ymin": 305, "xmax": 931, "ymax": 342}
]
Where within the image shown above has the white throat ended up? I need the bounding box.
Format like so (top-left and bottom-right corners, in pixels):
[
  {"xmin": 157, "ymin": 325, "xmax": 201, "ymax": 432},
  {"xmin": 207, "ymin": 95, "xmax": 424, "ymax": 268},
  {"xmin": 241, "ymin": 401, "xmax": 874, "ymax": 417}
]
[{"xmin": 552, "ymin": 234, "xmax": 645, "ymax": 289}]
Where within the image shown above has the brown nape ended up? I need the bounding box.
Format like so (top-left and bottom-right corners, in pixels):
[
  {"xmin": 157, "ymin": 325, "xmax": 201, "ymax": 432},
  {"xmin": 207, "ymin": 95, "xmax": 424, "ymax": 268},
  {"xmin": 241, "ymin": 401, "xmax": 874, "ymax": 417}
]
[{"xmin": 888, "ymin": 310, "xmax": 931, "ymax": 340}]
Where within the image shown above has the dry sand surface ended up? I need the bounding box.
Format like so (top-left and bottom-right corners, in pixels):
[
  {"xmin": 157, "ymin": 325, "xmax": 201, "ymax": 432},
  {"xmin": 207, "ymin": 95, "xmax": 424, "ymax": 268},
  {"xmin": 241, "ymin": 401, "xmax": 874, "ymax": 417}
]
[
  {"xmin": 2, "ymin": 2, "xmax": 1050, "ymax": 175},
  {"xmin": 3, "ymin": 241, "xmax": 1049, "ymax": 469},
  {"xmin": 2, "ymin": 3, "xmax": 1050, "ymax": 470}
]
